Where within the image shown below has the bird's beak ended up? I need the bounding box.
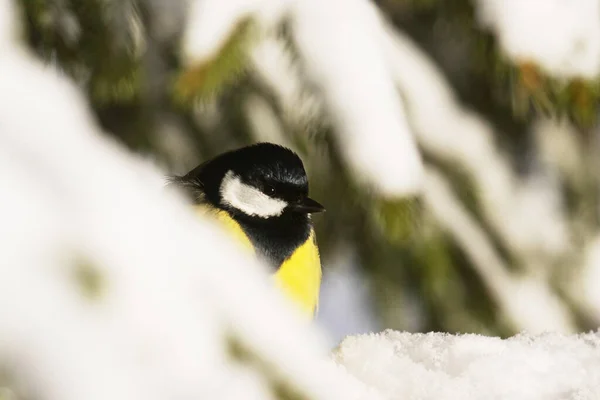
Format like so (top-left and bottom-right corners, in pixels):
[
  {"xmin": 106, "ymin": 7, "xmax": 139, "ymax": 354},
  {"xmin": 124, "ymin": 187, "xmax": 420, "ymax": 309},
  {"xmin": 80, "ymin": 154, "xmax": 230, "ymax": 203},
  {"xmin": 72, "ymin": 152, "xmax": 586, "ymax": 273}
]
[{"xmin": 290, "ymin": 197, "xmax": 326, "ymax": 214}]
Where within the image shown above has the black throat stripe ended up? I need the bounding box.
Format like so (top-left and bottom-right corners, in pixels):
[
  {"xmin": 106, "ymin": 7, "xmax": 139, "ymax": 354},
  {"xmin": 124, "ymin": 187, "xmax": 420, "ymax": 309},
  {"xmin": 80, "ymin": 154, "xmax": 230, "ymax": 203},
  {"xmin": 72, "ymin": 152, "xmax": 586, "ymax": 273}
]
[{"xmin": 235, "ymin": 213, "xmax": 312, "ymax": 270}]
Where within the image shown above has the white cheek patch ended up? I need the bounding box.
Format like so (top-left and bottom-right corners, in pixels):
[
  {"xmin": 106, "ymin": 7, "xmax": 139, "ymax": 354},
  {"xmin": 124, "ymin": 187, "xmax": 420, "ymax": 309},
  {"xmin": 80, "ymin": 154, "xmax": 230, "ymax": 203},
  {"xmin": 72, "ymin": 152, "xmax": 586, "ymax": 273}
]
[{"xmin": 220, "ymin": 170, "xmax": 287, "ymax": 218}]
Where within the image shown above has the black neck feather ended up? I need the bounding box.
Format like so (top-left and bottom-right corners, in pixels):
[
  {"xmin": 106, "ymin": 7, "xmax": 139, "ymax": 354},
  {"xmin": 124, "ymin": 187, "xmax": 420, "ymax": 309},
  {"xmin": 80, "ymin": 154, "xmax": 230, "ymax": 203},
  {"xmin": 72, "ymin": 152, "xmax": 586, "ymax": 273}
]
[{"xmin": 234, "ymin": 212, "xmax": 312, "ymax": 270}]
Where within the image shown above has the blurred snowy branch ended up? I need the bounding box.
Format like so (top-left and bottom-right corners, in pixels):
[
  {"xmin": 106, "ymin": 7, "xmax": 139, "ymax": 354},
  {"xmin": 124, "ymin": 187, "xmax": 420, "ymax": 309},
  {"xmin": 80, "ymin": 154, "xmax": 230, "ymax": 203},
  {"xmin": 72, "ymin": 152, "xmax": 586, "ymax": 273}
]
[
  {"xmin": 475, "ymin": 0, "xmax": 600, "ymax": 80},
  {"xmin": 381, "ymin": 20, "xmax": 572, "ymax": 262},
  {"xmin": 250, "ymin": 37, "xmax": 324, "ymax": 140},
  {"xmin": 178, "ymin": 0, "xmax": 600, "ymax": 334},
  {"xmin": 423, "ymin": 168, "xmax": 575, "ymax": 333},
  {"xmin": 287, "ymin": 0, "xmax": 423, "ymax": 196},
  {"xmin": 181, "ymin": 0, "xmax": 424, "ymax": 197},
  {"xmin": 376, "ymin": 18, "xmax": 586, "ymax": 333},
  {"xmin": 11, "ymin": 0, "xmax": 600, "ymax": 395},
  {"xmin": 0, "ymin": 1, "xmax": 382, "ymax": 399}
]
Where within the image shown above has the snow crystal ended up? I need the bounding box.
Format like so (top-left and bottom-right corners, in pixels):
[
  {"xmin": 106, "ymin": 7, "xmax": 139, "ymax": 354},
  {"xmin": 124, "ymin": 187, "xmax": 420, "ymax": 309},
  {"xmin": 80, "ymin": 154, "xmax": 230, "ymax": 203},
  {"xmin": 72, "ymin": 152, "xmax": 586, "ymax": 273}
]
[{"xmin": 333, "ymin": 330, "xmax": 600, "ymax": 400}]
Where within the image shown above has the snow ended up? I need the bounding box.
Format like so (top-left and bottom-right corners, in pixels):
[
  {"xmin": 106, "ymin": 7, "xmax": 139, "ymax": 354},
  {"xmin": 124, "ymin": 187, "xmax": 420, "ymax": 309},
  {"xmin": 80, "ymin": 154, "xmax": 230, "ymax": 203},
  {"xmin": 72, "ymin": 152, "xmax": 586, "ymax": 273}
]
[
  {"xmin": 377, "ymin": 20, "xmax": 578, "ymax": 333},
  {"xmin": 0, "ymin": 0, "xmax": 18, "ymax": 48},
  {"xmin": 423, "ymin": 169, "xmax": 575, "ymax": 334},
  {"xmin": 380, "ymin": 20, "xmax": 572, "ymax": 261},
  {"xmin": 184, "ymin": 0, "xmax": 424, "ymax": 197},
  {"xmin": 289, "ymin": 0, "xmax": 423, "ymax": 196},
  {"xmin": 532, "ymin": 118, "xmax": 585, "ymax": 189},
  {"xmin": 475, "ymin": 0, "xmax": 600, "ymax": 79},
  {"xmin": 333, "ymin": 330, "xmax": 600, "ymax": 400},
  {"xmin": 6, "ymin": 1, "xmax": 600, "ymax": 399},
  {"xmin": 580, "ymin": 237, "xmax": 600, "ymax": 322},
  {"xmin": 0, "ymin": 2, "xmax": 378, "ymax": 398},
  {"xmin": 0, "ymin": 42, "xmax": 258, "ymax": 400},
  {"xmin": 250, "ymin": 38, "xmax": 324, "ymax": 137},
  {"xmin": 181, "ymin": 0, "xmax": 288, "ymax": 65}
]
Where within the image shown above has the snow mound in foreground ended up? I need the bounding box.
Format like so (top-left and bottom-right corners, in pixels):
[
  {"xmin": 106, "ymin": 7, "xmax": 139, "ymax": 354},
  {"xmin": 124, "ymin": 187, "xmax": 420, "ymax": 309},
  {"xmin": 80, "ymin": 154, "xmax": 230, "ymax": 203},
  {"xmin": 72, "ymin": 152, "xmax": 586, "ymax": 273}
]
[{"xmin": 332, "ymin": 329, "xmax": 600, "ymax": 400}]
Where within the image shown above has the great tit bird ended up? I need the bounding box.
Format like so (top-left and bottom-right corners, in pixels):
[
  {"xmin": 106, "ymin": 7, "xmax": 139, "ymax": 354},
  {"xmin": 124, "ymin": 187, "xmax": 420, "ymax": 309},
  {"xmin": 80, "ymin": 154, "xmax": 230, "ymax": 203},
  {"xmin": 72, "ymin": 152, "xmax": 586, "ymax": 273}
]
[{"xmin": 168, "ymin": 143, "xmax": 325, "ymax": 319}]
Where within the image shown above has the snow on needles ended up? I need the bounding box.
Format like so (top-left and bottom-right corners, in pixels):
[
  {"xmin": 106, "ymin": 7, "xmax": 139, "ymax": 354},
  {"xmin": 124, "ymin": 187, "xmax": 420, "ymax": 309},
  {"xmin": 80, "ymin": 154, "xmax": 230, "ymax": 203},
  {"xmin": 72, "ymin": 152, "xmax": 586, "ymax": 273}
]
[
  {"xmin": 475, "ymin": 0, "xmax": 600, "ymax": 79},
  {"xmin": 182, "ymin": 0, "xmax": 289, "ymax": 64},
  {"xmin": 289, "ymin": 0, "xmax": 423, "ymax": 197},
  {"xmin": 183, "ymin": 0, "xmax": 424, "ymax": 197},
  {"xmin": 0, "ymin": 2, "xmax": 379, "ymax": 399},
  {"xmin": 333, "ymin": 330, "xmax": 600, "ymax": 400}
]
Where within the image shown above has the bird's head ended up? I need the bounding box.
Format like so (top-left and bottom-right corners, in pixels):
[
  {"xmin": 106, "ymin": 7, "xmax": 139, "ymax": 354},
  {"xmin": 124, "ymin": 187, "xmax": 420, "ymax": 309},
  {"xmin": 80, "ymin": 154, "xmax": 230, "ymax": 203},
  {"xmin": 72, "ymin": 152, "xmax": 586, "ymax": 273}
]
[{"xmin": 172, "ymin": 143, "xmax": 325, "ymax": 220}]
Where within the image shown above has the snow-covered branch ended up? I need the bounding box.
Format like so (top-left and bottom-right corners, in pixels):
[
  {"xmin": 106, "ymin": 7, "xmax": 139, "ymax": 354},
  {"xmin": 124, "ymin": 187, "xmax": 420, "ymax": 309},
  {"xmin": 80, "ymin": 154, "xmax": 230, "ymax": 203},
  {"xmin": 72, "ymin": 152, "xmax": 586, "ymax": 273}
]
[
  {"xmin": 288, "ymin": 0, "xmax": 423, "ymax": 197},
  {"xmin": 474, "ymin": 0, "xmax": 600, "ymax": 80},
  {"xmin": 182, "ymin": 0, "xmax": 424, "ymax": 197},
  {"xmin": 0, "ymin": 2, "xmax": 379, "ymax": 399},
  {"xmin": 9, "ymin": 0, "xmax": 600, "ymax": 396},
  {"xmin": 250, "ymin": 37, "xmax": 324, "ymax": 140},
  {"xmin": 423, "ymin": 168, "xmax": 575, "ymax": 333},
  {"xmin": 380, "ymin": 19, "xmax": 573, "ymax": 263}
]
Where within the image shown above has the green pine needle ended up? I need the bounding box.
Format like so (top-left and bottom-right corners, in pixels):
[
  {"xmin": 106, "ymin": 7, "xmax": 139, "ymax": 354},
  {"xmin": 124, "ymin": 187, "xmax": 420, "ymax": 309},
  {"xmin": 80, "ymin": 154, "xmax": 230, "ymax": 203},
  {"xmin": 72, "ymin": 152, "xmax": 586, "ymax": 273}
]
[
  {"xmin": 371, "ymin": 197, "xmax": 422, "ymax": 244},
  {"xmin": 173, "ymin": 17, "xmax": 258, "ymax": 106}
]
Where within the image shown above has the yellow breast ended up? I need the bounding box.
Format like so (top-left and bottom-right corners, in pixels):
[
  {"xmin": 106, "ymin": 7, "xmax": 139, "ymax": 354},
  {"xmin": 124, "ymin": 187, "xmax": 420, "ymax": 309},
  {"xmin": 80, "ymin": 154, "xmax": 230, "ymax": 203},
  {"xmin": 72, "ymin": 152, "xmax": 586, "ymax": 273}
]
[
  {"xmin": 193, "ymin": 205, "xmax": 321, "ymax": 319},
  {"xmin": 273, "ymin": 230, "xmax": 321, "ymax": 318}
]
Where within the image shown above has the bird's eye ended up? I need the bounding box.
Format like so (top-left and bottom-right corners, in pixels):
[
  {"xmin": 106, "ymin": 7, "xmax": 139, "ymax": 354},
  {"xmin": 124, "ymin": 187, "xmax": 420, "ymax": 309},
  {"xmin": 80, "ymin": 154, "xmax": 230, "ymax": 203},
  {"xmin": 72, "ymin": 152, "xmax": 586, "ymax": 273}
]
[{"xmin": 265, "ymin": 185, "xmax": 276, "ymax": 195}]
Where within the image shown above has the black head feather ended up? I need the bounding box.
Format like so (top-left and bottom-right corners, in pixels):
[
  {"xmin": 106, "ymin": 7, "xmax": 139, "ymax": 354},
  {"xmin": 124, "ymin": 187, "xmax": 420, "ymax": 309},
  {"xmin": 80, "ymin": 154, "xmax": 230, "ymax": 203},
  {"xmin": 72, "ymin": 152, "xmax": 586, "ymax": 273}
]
[
  {"xmin": 167, "ymin": 143, "xmax": 324, "ymax": 269},
  {"xmin": 170, "ymin": 143, "xmax": 310, "ymax": 211}
]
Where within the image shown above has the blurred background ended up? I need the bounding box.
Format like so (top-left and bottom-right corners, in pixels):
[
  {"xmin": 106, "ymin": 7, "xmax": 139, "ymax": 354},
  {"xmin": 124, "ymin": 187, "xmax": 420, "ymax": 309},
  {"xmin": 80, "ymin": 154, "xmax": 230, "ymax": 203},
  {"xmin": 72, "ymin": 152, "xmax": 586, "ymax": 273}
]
[{"xmin": 18, "ymin": 0, "xmax": 600, "ymax": 344}]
